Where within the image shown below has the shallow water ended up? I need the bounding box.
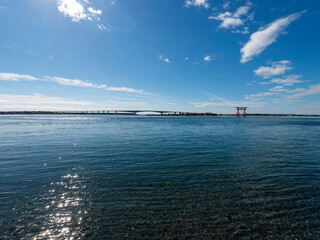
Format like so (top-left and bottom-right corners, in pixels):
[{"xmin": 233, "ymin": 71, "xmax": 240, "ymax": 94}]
[{"xmin": 0, "ymin": 115, "xmax": 320, "ymax": 239}]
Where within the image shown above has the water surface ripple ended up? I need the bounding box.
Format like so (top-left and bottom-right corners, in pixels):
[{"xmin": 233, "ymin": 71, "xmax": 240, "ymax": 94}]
[{"xmin": 1, "ymin": 115, "xmax": 320, "ymax": 239}]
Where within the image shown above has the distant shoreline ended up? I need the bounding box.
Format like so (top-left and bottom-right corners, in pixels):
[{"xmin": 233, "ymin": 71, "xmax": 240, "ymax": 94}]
[{"xmin": 0, "ymin": 111, "xmax": 319, "ymax": 117}]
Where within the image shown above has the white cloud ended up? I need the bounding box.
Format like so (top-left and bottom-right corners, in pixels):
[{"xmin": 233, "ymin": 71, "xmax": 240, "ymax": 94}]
[
  {"xmin": 260, "ymin": 75, "xmax": 306, "ymax": 86},
  {"xmin": 209, "ymin": 4, "xmax": 253, "ymax": 30},
  {"xmin": 45, "ymin": 76, "xmax": 146, "ymax": 94},
  {"xmin": 0, "ymin": 72, "xmax": 148, "ymax": 95},
  {"xmin": 57, "ymin": 0, "xmax": 87, "ymax": 22},
  {"xmin": 204, "ymin": 55, "xmax": 212, "ymax": 62},
  {"xmin": 88, "ymin": 7, "xmax": 102, "ymax": 15},
  {"xmin": 185, "ymin": 0, "xmax": 209, "ymax": 8},
  {"xmin": 105, "ymin": 86, "xmax": 146, "ymax": 94},
  {"xmin": 46, "ymin": 76, "xmax": 100, "ymax": 88},
  {"xmin": 57, "ymin": 0, "xmax": 106, "ymax": 30},
  {"xmin": 159, "ymin": 55, "xmax": 170, "ymax": 64},
  {"xmin": 210, "ymin": 11, "xmax": 244, "ymax": 28},
  {"xmin": 254, "ymin": 60, "xmax": 292, "ymax": 78},
  {"xmin": 234, "ymin": 6, "xmax": 250, "ymax": 17},
  {"xmin": 240, "ymin": 10, "xmax": 306, "ymax": 63},
  {"xmin": 0, "ymin": 73, "xmax": 38, "ymax": 81}
]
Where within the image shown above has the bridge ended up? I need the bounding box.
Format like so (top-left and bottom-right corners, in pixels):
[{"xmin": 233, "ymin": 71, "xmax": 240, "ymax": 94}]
[
  {"xmin": 79, "ymin": 110, "xmax": 188, "ymax": 115},
  {"xmin": 0, "ymin": 110, "xmax": 215, "ymax": 116}
]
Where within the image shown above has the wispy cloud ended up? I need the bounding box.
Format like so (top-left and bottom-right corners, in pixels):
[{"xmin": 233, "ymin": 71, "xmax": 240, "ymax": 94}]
[
  {"xmin": 159, "ymin": 55, "xmax": 171, "ymax": 64},
  {"xmin": 45, "ymin": 76, "xmax": 147, "ymax": 94},
  {"xmin": 57, "ymin": 0, "xmax": 107, "ymax": 30},
  {"xmin": 0, "ymin": 72, "xmax": 148, "ymax": 95},
  {"xmin": 97, "ymin": 24, "xmax": 109, "ymax": 31},
  {"xmin": 245, "ymin": 91, "xmax": 276, "ymax": 100},
  {"xmin": 245, "ymin": 83, "xmax": 320, "ymax": 101},
  {"xmin": 0, "ymin": 93, "xmax": 152, "ymax": 111},
  {"xmin": 232, "ymin": 26, "xmax": 249, "ymax": 34},
  {"xmin": 190, "ymin": 92, "xmax": 266, "ymax": 108},
  {"xmin": 0, "ymin": 94, "xmax": 92, "ymax": 109},
  {"xmin": 191, "ymin": 100, "xmax": 265, "ymax": 108},
  {"xmin": 0, "ymin": 42, "xmax": 19, "ymax": 51},
  {"xmin": 269, "ymin": 85, "xmax": 304, "ymax": 93},
  {"xmin": 240, "ymin": 10, "xmax": 306, "ymax": 63},
  {"xmin": 222, "ymin": 2, "xmax": 230, "ymax": 10},
  {"xmin": 260, "ymin": 75, "xmax": 306, "ymax": 86},
  {"xmin": 0, "ymin": 73, "xmax": 38, "ymax": 81},
  {"xmin": 287, "ymin": 84, "xmax": 320, "ymax": 99},
  {"xmin": 185, "ymin": 0, "xmax": 209, "ymax": 8},
  {"xmin": 99, "ymin": 100, "xmax": 148, "ymax": 108},
  {"xmin": 254, "ymin": 60, "xmax": 292, "ymax": 78}
]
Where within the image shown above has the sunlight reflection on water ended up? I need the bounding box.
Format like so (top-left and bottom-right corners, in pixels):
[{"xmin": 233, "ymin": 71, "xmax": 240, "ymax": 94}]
[{"xmin": 31, "ymin": 173, "xmax": 87, "ymax": 240}]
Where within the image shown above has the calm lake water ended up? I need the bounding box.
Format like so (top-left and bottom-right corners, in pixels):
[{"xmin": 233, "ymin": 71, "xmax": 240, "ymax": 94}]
[{"xmin": 0, "ymin": 115, "xmax": 320, "ymax": 239}]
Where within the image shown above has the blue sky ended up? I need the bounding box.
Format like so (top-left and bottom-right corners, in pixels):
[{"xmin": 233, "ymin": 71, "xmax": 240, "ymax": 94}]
[{"xmin": 0, "ymin": 0, "xmax": 319, "ymax": 113}]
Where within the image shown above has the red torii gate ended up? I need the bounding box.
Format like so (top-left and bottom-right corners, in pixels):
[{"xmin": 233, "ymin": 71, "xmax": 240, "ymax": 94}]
[{"xmin": 236, "ymin": 107, "xmax": 247, "ymax": 117}]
